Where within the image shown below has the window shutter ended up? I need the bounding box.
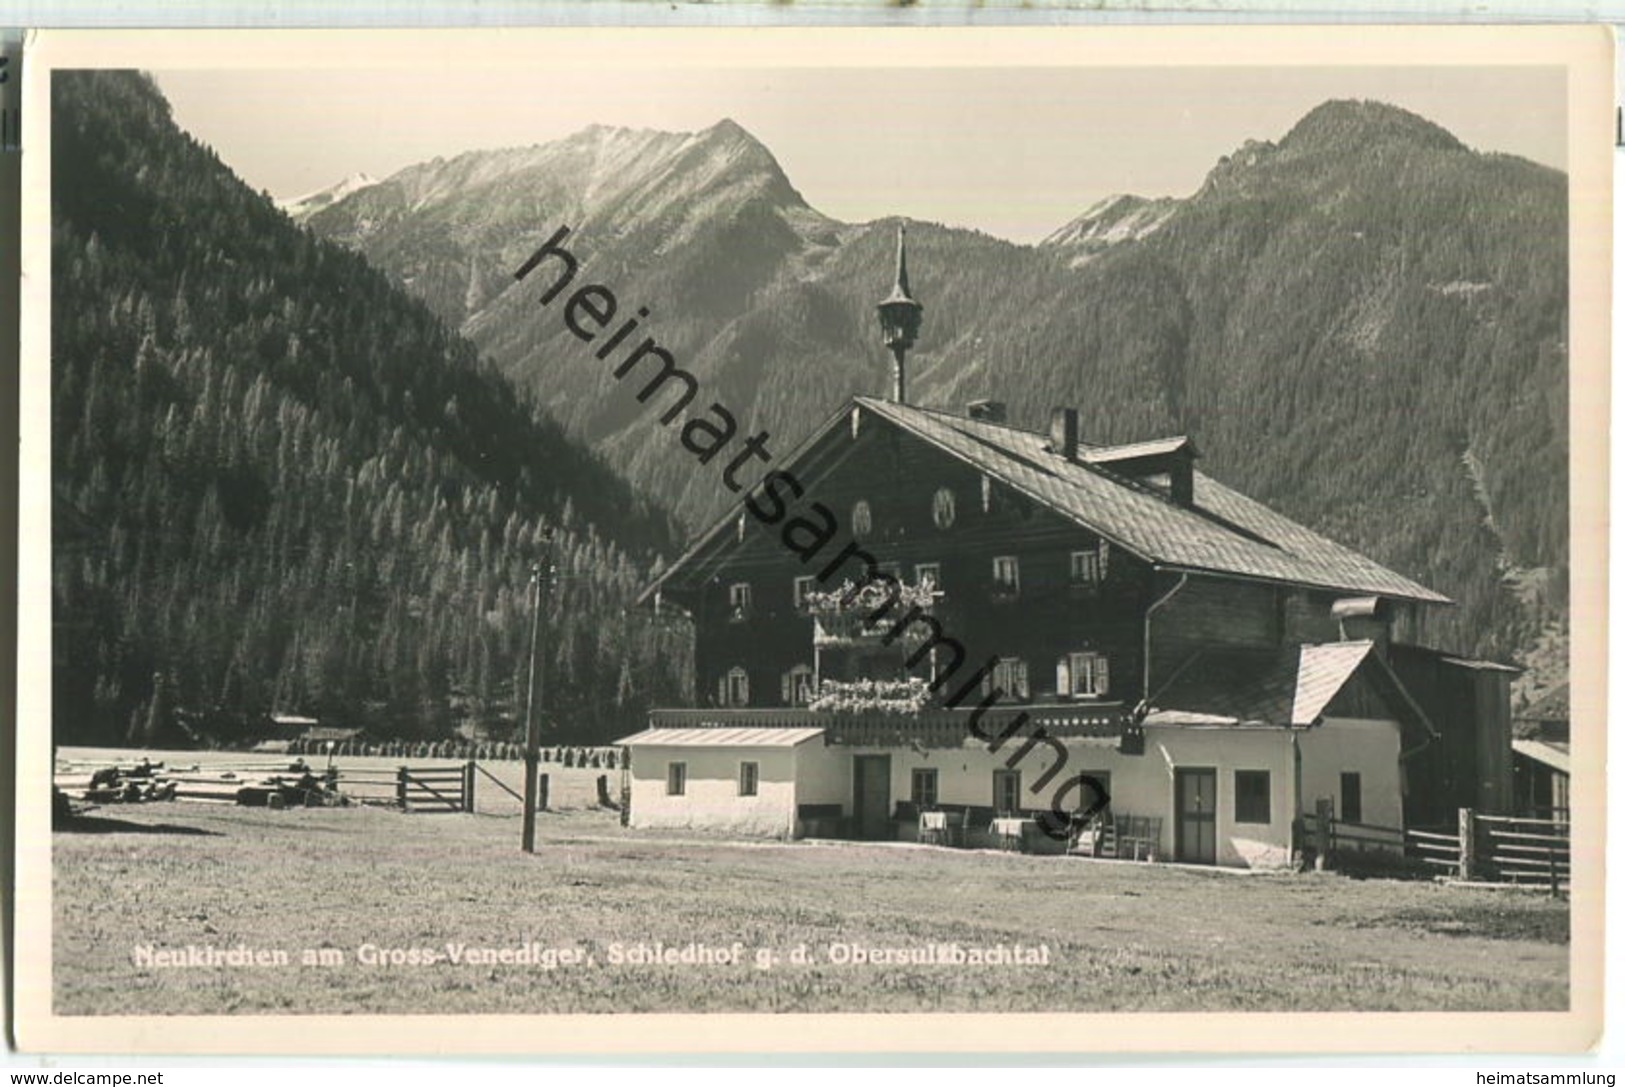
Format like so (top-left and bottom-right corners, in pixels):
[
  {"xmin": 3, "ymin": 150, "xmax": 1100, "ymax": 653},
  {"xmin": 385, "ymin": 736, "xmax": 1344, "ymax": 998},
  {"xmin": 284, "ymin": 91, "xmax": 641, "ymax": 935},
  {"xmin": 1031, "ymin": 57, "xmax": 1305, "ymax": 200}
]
[
  {"xmin": 1056, "ymin": 656, "xmax": 1070, "ymax": 697},
  {"xmin": 1095, "ymin": 655, "xmax": 1110, "ymax": 695},
  {"xmin": 717, "ymin": 675, "xmax": 727, "ymax": 705},
  {"xmin": 781, "ymin": 671, "xmax": 792, "ymax": 704},
  {"xmin": 1098, "ymin": 539, "xmax": 1110, "ymax": 579}
]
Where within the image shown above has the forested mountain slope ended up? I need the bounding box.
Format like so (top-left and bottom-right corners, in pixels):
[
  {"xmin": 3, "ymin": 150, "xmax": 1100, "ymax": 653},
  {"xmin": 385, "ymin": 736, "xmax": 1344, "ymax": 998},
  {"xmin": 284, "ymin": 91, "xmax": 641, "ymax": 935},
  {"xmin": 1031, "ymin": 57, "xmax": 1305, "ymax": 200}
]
[
  {"xmin": 52, "ymin": 71, "xmax": 687, "ymax": 748},
  {"xmin": 306, "ymin": 99, "xmax": 1567, "ymax": 692}
]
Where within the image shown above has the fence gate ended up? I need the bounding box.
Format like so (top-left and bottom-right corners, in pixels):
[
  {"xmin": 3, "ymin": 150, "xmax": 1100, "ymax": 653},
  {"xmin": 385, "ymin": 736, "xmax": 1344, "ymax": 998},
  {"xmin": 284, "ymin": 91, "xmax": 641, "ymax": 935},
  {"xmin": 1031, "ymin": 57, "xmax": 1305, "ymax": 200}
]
[{"xmin": 337, "ymin": 763, "xmax": 474, "ymax": 812}]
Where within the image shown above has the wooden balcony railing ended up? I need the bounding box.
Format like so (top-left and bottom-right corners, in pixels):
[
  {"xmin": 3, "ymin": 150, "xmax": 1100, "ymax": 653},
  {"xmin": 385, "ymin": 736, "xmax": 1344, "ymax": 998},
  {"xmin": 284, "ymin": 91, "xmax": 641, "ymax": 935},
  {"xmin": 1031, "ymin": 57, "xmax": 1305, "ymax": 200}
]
[{"xmin": 646, "ymin": 702, "xmax": 1129, "ymax": 748}]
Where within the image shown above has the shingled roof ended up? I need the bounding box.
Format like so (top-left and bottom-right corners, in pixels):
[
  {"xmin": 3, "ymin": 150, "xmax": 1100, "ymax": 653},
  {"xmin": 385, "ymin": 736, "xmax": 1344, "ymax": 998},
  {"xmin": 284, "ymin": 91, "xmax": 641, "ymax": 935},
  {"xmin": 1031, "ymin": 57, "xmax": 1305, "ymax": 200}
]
[
  {"xmin": 1148, "ymin": 640, "xmax": 1436, "ymax": 742},
  {"xmin": 643, "ymin": 397, "xmax": 1450, "ymax": 605},
  {"xmin": 855, "ymin": 399, "xmax": 1447, "ymax": 602}
]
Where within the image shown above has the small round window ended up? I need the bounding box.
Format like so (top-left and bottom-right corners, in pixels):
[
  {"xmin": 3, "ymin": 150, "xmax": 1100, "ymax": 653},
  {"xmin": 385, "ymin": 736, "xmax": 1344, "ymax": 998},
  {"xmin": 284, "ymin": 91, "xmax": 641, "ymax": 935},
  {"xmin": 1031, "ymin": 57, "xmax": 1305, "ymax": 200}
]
[
  {"xmin": 932, "ymin": 487, "xmax": 956, "ymax": 530},
  {"xmin": 851, "ymin": 500, "xmax": 873, "ymax": 539}
]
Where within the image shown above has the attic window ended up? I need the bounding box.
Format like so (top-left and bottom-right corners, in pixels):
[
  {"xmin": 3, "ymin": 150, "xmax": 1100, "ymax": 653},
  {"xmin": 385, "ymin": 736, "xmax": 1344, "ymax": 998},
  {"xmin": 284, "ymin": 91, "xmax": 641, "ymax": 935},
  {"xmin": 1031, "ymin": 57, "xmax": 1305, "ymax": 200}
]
[{"xmin": 851, "ymin": 500, "xmax": 873, "ymax": 539}]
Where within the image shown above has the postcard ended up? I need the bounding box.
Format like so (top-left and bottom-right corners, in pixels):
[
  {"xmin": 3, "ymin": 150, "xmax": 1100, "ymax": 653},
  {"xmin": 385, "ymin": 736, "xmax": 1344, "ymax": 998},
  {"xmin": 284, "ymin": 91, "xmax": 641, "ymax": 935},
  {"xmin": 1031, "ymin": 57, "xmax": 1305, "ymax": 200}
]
[{"xmin": 14, "ymin": 24, "xmax": 1610, "ymax": 1055}]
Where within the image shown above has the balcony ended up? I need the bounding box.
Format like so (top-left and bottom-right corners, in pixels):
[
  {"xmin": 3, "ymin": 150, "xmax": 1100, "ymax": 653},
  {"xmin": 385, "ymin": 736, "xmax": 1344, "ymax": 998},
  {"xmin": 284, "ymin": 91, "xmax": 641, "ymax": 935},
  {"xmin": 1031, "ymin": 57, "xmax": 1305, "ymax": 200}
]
[
  {"xmin": 807, "ymin": 579, "xmax": 939, "ymax": 649},
  {"xmin": 646, "ymin": 701, "xmax": 1130, "ymax": 749}
]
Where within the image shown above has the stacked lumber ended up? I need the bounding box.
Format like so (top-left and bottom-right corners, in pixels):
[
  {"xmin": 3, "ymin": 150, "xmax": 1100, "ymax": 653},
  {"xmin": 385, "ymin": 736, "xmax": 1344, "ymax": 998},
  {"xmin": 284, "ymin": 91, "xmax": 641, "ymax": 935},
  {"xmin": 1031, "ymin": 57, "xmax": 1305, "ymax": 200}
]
[{"xmin": 54, "ymin": 758, "xmax": 336, "ymax": 809}]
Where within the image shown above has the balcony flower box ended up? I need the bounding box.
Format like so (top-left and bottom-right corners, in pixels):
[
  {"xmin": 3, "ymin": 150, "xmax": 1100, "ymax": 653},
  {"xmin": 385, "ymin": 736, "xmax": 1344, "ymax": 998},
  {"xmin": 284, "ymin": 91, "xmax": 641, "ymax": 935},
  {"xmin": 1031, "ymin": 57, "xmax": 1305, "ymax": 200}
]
[
  {"xmin": 805, "ymin": 579, "xmax": 938, "ymax": 647},
  {"xmin": 808, "ymin": 677, "xmax": 934, "ymax": 716}
]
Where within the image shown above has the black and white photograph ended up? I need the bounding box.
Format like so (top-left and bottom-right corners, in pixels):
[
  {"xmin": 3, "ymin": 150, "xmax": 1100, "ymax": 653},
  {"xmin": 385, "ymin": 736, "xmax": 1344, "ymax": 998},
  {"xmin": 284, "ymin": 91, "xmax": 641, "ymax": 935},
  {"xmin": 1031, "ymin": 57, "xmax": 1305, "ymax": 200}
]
[{"xmin": 15, "ymin": 26, "xmax": 1609, "ymax": 1055}]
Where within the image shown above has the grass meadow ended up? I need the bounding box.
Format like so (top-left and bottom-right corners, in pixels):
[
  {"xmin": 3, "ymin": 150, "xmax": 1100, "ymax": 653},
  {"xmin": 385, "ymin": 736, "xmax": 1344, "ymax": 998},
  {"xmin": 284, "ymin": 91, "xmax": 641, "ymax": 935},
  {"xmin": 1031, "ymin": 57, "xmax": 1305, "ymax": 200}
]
[{"xmin": 53, "ymin": 749, "xmax": 1568, "ymax": 1015}]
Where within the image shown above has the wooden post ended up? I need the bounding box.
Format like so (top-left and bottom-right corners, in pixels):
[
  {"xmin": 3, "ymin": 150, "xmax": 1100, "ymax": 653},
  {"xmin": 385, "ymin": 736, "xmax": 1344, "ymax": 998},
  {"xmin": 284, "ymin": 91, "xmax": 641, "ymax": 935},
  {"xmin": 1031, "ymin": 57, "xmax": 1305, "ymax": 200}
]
[
  {"xmin": 521, "ymin": 532, "xmax": 555, "ymax": 854},
  {"xmin": 1458, "ymin": 807, "xmax": 1476, "ymax": 881},
  {"xmin": 463, "ymin": 760, "xmax": 475, "ymax": 813},
  {"xmin": 396, "ymin": 766, "xmax": 407, "ymax": 811},
  {"xmin": 1314, "ymin": 798, "xmax": 1332, "ymax": 871},
  {"xmin": 537, "ymin": 772, "xmax": 549, "ymax": 813},
  {"xmin": 596, "ymin": 774, "xmax": 612, "ymax": 808}
]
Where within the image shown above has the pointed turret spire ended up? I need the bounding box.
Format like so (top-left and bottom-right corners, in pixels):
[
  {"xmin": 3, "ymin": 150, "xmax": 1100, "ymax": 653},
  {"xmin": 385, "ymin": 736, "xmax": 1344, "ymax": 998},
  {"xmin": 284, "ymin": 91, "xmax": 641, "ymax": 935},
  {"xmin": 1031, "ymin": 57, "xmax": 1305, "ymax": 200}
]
[{"xmin": 876, "ymin": 224, "xmax": 924, "ymax": 404}]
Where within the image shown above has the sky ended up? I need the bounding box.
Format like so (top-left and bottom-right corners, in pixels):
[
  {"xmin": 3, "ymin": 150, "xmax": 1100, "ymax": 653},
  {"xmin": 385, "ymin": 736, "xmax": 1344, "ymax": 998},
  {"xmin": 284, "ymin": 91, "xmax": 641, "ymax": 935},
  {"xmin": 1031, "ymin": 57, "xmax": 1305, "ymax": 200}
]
[{"xmin": 154, "ymin": 65, "xmax": 1566, "ymax": 245}]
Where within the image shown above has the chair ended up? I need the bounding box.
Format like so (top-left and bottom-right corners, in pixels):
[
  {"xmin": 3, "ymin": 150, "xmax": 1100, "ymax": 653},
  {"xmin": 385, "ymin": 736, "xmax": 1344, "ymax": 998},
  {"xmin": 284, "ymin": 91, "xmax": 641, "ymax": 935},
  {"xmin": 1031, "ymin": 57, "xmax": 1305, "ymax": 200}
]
[{"xmin": 1116, "ymin": 815, "xmax": 1162, "ymax": 861}]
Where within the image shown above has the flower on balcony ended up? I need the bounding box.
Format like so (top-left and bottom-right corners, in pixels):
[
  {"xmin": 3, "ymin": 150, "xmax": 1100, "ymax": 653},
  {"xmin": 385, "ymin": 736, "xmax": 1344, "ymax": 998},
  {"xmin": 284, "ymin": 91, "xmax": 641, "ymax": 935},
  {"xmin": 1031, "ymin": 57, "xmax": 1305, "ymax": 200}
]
[
  {"xmin": 802, "ymin": 578, "xmax": 936, "ymax": 618},
  {"xmin": 808, "ymin": 676, "xmax": 934, "ymax": 715},
  {"xmin": 805, "ymin": 578, "xmax": 939, "ymax": 645}
]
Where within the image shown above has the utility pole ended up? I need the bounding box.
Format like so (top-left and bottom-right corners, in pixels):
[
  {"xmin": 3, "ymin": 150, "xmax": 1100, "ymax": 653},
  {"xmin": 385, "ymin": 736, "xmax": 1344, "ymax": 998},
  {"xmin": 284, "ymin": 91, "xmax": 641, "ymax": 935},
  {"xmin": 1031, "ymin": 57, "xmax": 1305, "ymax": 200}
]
[{"xmin": 521, "ymin": 529, "xmax": 555, "ymax": 853}]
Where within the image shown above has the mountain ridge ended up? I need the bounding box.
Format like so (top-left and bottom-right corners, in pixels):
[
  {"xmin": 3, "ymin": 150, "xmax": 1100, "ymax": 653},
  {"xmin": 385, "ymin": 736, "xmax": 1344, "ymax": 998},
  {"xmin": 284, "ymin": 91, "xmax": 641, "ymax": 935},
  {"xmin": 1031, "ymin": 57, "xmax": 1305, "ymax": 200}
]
[
  {"xmin": 301, "ymin": 100, "xmax": 1568, "ymax": 699},
  {"xmin": 53, "ymin": 71, "xmax": 688, "ymax": 748}
]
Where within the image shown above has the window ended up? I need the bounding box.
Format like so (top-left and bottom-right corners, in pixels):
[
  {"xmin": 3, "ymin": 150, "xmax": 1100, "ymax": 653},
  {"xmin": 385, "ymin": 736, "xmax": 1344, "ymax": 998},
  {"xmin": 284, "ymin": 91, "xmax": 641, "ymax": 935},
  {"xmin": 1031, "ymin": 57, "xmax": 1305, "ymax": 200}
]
[
  {"xmin": 1057, "ymin": 651, "xmax": 1110, "ymax": 698},
  {"xmin": 993, "ymin": 769, "xmax": 1022, "ymax": 814},
  {"xmin": 915, "ymin": 562, "xmax": 941, "ymax": 592},
  {"xmin": 1077, "ymin": 771, "xmax": 1112, "ymax": 819},
  {"xmin": 792, "ymin": 575, "xmax": 817, "ymax": 611},
  {"xmin": 992, "ymin": 555, "xmax": 1020, "ymax": 596},
  {"xmin": 666, "ymin": 762, "xmax": 687, "ymax": 796},
  {"xmin": 1340, "ymin": 772, "xmax": 1363, "ymax": 824},
  {"xmin": 781, "ymin": 664, "xmax": 816, "ymax": 707},
  {"xmin": 989, "ymin": 658, "xmax": 1029, "ymax": 700},
  {"xmin": 719, "ymin": 666, "xmax": 750, "ymax": 707},
  {"xmin": 911, "ymin": 767, "xmax": 939, "ymax": 809},
  {"xmin": 1069, "ymin": 549, "xmax": 1101, "ymax": 586},
  {"xmin": 932, "ymin": 487, "xmax": 956, "ymax": 529},
  {"xmin": 728, "ymin": 582, "xmax": 752, "ymax": 621},
  {"xmin": 1235, "ymin": 770, "xmax": 1271, "ymax": 824},
  {"xmin": 851, "ymin": 500, "xmax": 873, "ymax": 539},
  {"xmin": 738, "ymin": 762, "xmax": 759, "ymax": 797}
]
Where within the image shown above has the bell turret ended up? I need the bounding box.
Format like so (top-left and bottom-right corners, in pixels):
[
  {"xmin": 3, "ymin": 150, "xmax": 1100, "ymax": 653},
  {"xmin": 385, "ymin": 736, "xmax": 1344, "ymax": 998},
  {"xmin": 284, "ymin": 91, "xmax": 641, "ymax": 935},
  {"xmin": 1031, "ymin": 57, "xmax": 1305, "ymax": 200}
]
[{"xmin": 876, "ymin": 225, "xmax": 924, "ymax": 404}]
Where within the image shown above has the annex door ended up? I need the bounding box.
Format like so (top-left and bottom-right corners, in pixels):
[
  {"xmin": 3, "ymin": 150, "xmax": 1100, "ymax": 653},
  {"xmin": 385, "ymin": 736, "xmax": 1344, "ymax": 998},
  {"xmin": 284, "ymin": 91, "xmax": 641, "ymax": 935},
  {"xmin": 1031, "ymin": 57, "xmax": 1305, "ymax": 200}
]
[
  {"xmin": 852, "ymin": 755, "xmax": 892, "ymax": 840},
  {"xmin": 1175, "ymin": 768, "xmax": 1217, "ymax": 865}
]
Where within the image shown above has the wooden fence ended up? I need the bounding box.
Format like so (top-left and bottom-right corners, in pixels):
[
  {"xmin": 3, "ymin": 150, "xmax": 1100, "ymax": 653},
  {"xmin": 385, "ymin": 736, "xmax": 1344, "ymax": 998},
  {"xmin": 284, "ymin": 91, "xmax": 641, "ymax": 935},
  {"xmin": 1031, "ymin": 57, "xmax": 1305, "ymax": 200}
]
[
  {"xmin": 1401, "ymin": 809, "xmax": 1569, "ymax": 892},
  {"xmin": 1308, "ymin": 803, "xmax": 1569, "ymax": 893}
]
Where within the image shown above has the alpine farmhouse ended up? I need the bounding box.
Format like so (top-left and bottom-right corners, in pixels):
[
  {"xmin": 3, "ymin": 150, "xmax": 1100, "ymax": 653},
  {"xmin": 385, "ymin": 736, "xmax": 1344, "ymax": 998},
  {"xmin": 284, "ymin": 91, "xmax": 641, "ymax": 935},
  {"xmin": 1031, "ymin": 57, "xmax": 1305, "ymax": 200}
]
[{"xmin": 618, "ymin": 231, "xmax": 1515, "ymax": 869}]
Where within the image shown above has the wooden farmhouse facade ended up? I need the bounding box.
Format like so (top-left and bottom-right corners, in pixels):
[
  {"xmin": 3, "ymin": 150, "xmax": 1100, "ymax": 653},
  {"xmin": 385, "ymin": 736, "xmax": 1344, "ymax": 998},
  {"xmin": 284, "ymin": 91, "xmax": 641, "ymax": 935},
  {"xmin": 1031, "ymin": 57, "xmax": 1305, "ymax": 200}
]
[{"xmin": 617, "ymin": 237, "xmax": 1515, "ymax": 869}]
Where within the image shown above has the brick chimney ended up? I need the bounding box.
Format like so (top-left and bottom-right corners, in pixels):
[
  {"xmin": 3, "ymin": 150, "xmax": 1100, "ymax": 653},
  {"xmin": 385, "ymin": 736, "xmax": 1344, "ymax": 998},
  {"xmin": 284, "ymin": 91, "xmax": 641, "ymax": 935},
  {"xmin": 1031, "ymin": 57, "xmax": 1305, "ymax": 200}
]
[{"xmin": 1047, "ymin": 407, "xmax": 1080, "ymax": 461}]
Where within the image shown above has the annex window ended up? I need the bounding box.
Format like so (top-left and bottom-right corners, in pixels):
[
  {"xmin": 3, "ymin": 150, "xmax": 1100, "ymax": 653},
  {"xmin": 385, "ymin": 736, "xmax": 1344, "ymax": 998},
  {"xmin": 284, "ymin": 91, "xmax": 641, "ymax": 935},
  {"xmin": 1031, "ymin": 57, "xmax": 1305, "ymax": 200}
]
[
  {"xmin": 738, "ymin": 761, "xmax": 759, "ymax": 797},
  {"xmin": 993, "ymin": 769, "xmax": 1022, "ymax": 815},
  {"xmin": 781, "ymin": 664, "xmax": 816, "ymax": 707},
  {"xmin": 728, "ymin": 582, "xmax": 752, "ymax": 622},
  {"xmin": 792, "ymin": 575, "xmax": 817, "ymax": 612},
  {"xmin": 991, "ymin": 555, "xmax": 1020, "ymax": 596},
  {"xmin": 1234, "ymin": 770, "xmax": 1271, "ymax": 825},
  {"xmin": 1340, "ymin": 772, "xmax": 1363, "ymax": 825},
  {"xmin": 915, "ymin": 562, "xmax": 941, "ymax": 592},
  {"xmin": 719, "ymin": 666, "xmax": 750, "ymax": 708},
  {"xmin": 911, "ymin": 767, "xmax": 939, "ymax": 809},
  {"xmin": 986, "ymin": 658, "xmax": 1029, "ymax": 701},
  {"xmin": 1057, "ymin": 651, "xmax": 1110, "ymax": 698},
  {"xmin": 1069, "ymin": 549, "xmax": 1101, "ymax": 586},
  {"xmin": 666, "ymin": 762, "xmax": 687, "ymax": 797},
  {"xmin": 932, "ymin": 487, "xmax": 957, "ymax": 530}
]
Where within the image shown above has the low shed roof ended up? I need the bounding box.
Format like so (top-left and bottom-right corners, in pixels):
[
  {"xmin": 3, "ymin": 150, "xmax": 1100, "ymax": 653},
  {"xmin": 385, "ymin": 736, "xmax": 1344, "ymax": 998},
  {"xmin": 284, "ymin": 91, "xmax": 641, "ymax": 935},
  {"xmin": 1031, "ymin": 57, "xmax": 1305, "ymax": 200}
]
[
  {"xmin": 617, "ymin": 727, "xmax": 826, "ymax": 748},
  {"xmin": 1512, "ymin": 738, "xmax": 1570, "ymax": 776}
]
